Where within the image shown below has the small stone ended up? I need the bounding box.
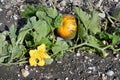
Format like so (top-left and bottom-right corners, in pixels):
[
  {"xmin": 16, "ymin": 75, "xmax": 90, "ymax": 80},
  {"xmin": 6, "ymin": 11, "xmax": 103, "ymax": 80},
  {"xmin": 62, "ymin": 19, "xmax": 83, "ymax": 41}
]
[
  {"xmin": 87, "ymin": 71, "xmax": 92, "ymax": 73},
  {"xmin": 36, "ymin": 70, "xmax": 39, "ymax": 73},
  {"xmin": 25, "ymin": 65, "xmax": 29, "ymax": 70},
  {"xmin": 105, "ymin": 70, "xmax": 114, "ymax": 76},
  {"xmin": 115, "ymin": 54, "xmax": 119, "ymax": 58},
  {"xmin": 0, "ymin": 8, "xmax": 3, "ymax": 12},
  {"xmin": 114, "ymin": 0, "xmax": 118, "ymax": 2},
  {"xmin": 0, "ymin": 23, "xmax": 3, "ymax": 26},
  {"xmin": 102, "ymin": 73, "xmax": 107, "ymax": 80},
  {"xmin": 13, "ymin": 14, "xmax": 18, "ymax": 20},
  {"xmin": 76, "ymin": 51, "xmax": 80, "ymax": 56},
  {"xmin": 0, "ymin": 0, "xmax": 4, "ymax": 3},
  {"xmin": 21, "ymin": 69, "xmax": 30, "ymax": 77},
  {"xmin": 7, "ymin": 10, "xmax": 13, "ymax": 16},
  {"xmin": 18, "ymin": 74, "xmax": 21, "ymax": 77},
  {"xmin": 65, "ymin": 77, "xmax": 69, "ymax": 80},
  {"xmin": 57, "ymin": 61, "xmax": 62, "ymax": 64},
  {"xmin": 98, "ymin": 12, "xmax": 105, "ymax": 18},
  {"xmin": 88, "ymin": 66, "xmax": 96, "ymax": 71},
  {"xmin": 60, "ymin": 0, "xmax": 66, "ymax": 7}
]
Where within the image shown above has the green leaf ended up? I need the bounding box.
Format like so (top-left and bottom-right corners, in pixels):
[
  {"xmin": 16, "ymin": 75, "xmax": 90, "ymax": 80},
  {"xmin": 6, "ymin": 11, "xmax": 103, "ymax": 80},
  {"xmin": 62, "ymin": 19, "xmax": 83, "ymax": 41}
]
[
  {"xmin": 88, "ymin": 35, "xmax": 103, "ymax": 47},
  {"xmin": 46, "ymin": 7, "xmax": 58, "ymax": 18},
  {"xmin": 54, "ymin": 13, "xmax": 62, "ymax": 28},
  {"xmin": 11, "ymin": 44, "xmax": 25, "ymax": 59},
  {"xmin": 17, "ymin": 25, "xmax": 31, "ymax": 45},
  {"xmin": 9, "ymin": 25, "xmax": 17, "ymax": 46},
  {"xmin": 36, "ymin": 11, "xmax": 52, "ymax": 24},
  {"xmin": 20, "ymin": 5, "xmax": 37, "ymax": 18},
  {"xmin": 30, "ymin": 16, "xmax": 37, "ymax": 25},
  {"xmin": 38, "ymin": 38, "xmax": 52, "ymax": 48},
  {"xmin": 77, "ymin": 20, "xmax": 88, "ymax": 41},
  {"xmin": 0, "ymin": 56, "xmax": 9, "ymax": 63},
  {"xmin": 0, "ymin": 31, "xmax": 9, "ymax": 53},
  {"xmin": 33, "ymin": 20, "xmax": 50, "ymax": 37},
  {"xmin": 52, "ymin": 41, "xmax": 69, "ymax": 54},
  {"xmin": 112, "ymin": 35, "xmax": 119, "ymax": 45},
  {"xmin": 1, "ymin": 43, "xmax": 9, "ymax": 56},
  {"xmin": 45, "ymin": 58, "xmax": 53, "ymax": 65},
  {"xmin": 73, "ymin": 7, "xmax": 101, "ymax": 34},
  {"xmin": 53, "ymin": 52, "xmax": 64, "ymax": 61},
  {"xmin": 88, "ymin": 10, "xmax": 101, "ymax": 34},
  {"xmin": 97, "ymin": 32, "xmax": 119, "ymax": 45},
  {"xmin": 36, "ymin": 10, "xmax": 46, "ymax": 19}
]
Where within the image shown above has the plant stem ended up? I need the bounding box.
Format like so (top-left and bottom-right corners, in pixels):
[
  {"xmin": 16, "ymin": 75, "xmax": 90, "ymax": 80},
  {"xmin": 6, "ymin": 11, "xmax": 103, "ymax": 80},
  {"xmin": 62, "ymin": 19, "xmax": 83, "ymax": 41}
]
[{"xmin": 0, "ymin": 61, "xmax": 28, "ymax": 66}]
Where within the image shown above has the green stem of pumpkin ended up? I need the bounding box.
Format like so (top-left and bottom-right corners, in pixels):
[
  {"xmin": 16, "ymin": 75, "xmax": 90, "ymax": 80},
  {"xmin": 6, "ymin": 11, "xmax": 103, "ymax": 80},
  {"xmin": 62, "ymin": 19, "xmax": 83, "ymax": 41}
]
[{"xmin": 68, "ymin": 42, "xmax": 109, "ymax": 57}]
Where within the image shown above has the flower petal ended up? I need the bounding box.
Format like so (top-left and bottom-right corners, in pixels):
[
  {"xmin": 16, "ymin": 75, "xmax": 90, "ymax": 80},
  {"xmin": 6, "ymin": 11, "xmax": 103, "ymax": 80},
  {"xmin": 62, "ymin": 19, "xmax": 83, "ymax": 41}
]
[
  {"xmin": 29, "ymin": 49, "xmax": 37, "ymax": 58},
  {"xmin": 37, "ymin": 58, "xmax": 45, "ymax": 66},
  {"xmin": 37, "ymin": 44, "xmax": 46, "ymax": 53},
  {"xmin": 29, "ymin": 57, "xmax": 37, "ymax": 66},
  {"xmin": 42, "ymin": 52, "xmax": 51, "ymax": 58}
]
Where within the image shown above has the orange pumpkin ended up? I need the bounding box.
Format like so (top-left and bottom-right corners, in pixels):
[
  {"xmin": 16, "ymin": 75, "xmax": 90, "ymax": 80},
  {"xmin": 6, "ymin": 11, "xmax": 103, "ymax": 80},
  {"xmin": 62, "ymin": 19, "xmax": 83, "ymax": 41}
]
[{"xmin": 56, "ymin": 14, "xmax": 77, "ymax": 39}]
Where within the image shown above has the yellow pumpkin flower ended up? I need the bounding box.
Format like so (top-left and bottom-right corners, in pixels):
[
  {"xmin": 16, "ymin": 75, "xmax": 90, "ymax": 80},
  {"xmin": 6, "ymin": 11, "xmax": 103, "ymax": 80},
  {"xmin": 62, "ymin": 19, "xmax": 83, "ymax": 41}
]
[{"xmin": 29, "ymin": 44, "xmax": 51, "ymax": 66}]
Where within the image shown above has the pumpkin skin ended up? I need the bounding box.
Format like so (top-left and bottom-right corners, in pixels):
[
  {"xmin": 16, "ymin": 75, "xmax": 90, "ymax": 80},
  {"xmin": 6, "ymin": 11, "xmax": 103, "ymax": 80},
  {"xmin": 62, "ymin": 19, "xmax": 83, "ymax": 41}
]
[{"xmin": 56, "ymin": 14, "xmax": 77, "ymax": 39}]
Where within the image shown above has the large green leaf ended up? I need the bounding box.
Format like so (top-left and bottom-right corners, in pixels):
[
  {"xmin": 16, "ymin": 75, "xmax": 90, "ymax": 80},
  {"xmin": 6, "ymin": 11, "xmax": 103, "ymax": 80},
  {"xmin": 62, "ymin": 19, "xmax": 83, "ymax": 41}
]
[
  {"xmin": 33, "ymin": 20, "xmax": 50, "ymax": 37},
  {"xmin": 52, "ymin": 41, "xmax": 69, "ymax": 54},
  {"xmin": 73, "ymin": 7, "xmax": 101, "ymax": 34}
]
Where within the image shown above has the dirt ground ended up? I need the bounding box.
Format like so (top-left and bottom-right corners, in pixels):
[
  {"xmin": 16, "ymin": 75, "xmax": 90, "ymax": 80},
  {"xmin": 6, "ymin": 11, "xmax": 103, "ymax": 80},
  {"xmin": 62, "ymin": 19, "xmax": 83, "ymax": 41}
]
[{"xmin": 0, "ymin": 0, "xmax": 120, "ymax": 80}]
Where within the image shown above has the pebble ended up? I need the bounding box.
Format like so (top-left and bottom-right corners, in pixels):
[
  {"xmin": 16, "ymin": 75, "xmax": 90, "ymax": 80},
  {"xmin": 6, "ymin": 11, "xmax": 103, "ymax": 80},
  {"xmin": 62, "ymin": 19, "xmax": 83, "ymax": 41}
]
[
  {"xmin": 76, "ymin": 51, "xmax": 80, "ymax": 56},
  {"xmin": 0, "ymin": 23, "xmax": 3, "ymax": 26},
  {"xmin": 0, "ymin": 8, "xmax": 3, "ymax": 12},
  {"xmin": 102, "ymin": 73, "xmax": 107, "ymax": 80},
  {"xmin": 105, "ymin": 70, "xmax": 114, "ymax": 76},
  {"xmin": 13, "ymin": 14, "xmax": 18, "ymax": 20},
  {"xmin": 114, "ymin": 0, "xmax": 118, "ymax": 2},
  {"xmin": 65, "ymin": 77, "xmax": 69, "ymax": 80},
  {"xmin": 88, "ymin": 66, "xmax": 96, "ymax": 71},
  {"xmin": 60, "ymin": 0, "xmax": 67, "ymax": 7},
  {"xmin": 98, "ymin": 12, "xmax": 106, "ymax": 18},
  {"xmin": 57, "ymin": 61, "xmax": 62, "ymax": 64},
  {"xmin": 17, "ymin": 74, "xmax": 21, "ymax": 77},
  {"xmin": 7, "ymin": 10, "xmax": 13, "ymax": 16},
  {"xmin": 0, "ymin": 0, "xmax": 4, "ymax": 3},
  {"xmin": 21, "ymin": 69, "xmax": 30, "ymax": 77},
  {"xmin": 25, "ymin": 65, "xmax": 29, "ymax": 70}
]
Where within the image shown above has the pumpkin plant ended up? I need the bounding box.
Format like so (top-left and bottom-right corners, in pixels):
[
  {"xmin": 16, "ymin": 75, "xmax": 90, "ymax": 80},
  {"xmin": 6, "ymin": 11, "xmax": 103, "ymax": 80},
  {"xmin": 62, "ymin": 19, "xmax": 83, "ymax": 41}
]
[{"xmin": 0, "ymin": 5, "xmax": 120, "ymax": 66}]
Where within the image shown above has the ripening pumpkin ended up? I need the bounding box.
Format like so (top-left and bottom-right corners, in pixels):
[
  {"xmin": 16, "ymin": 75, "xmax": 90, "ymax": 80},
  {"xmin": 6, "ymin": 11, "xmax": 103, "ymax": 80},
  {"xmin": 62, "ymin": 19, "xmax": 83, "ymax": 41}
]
[{"xmin": 56, "ymin": 14, "xmax": 77, "ymax": 39}]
